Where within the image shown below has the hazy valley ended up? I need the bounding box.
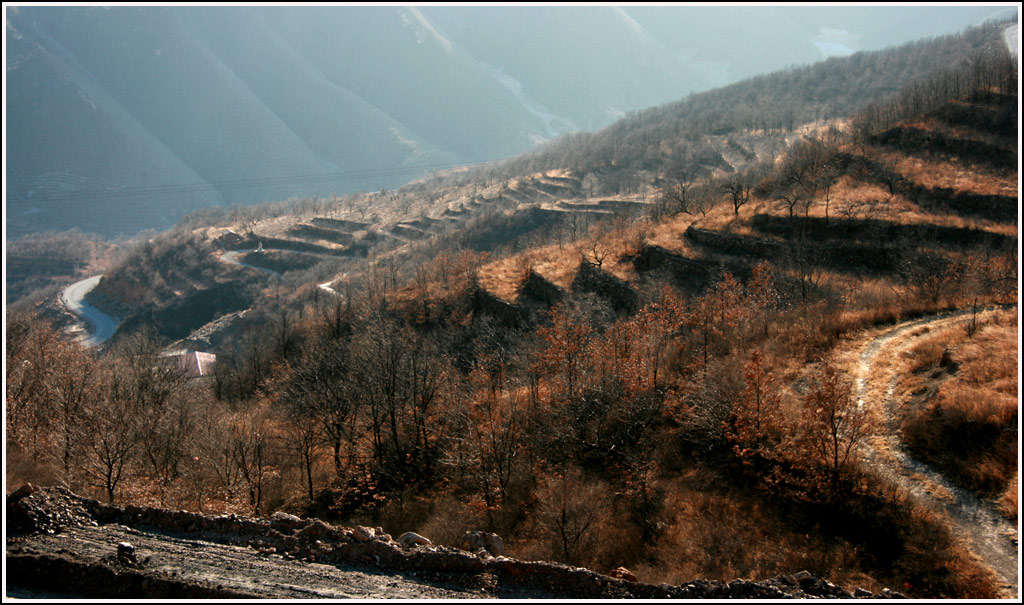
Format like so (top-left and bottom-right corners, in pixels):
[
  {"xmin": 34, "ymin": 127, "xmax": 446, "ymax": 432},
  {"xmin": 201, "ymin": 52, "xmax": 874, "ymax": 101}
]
[{"xmin": 5, "ymin": 4, "xmax": 1012, "ymax": 238}]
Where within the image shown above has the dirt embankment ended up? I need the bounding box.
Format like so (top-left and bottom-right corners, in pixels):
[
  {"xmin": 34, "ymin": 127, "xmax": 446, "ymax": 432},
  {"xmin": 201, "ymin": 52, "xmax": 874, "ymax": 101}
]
[{"xmin": 6, "ymin": 486, "xmax": 905, "ymax": 599}]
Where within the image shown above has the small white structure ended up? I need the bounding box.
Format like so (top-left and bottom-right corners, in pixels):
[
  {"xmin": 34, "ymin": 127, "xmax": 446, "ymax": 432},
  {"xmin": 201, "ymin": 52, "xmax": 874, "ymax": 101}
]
[{"xmin": 160, "ymin": 350, "xmax": 217, "ymax": 378}]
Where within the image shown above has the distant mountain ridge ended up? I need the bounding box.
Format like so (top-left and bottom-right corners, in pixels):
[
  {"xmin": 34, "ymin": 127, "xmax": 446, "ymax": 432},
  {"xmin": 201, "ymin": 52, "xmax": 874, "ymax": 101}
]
[{"xmin": 5, "ymin": 5, "xmax": 1010, "ymax": 238}]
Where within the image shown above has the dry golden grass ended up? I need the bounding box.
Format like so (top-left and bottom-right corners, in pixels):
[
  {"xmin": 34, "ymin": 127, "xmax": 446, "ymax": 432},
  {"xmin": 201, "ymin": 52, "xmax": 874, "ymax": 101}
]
[
  {"xmin": 903, "ymin": 327, "xmax": 955, "ymax": 372},
  {"xmin": 477, "ymin": 238, "xmax": 610, "ymax": 304},
  {"xmin": 692, "ymin": 197, "xmax": 770, "ymax": 232},
  {"xmin": 685, "ymin": 169, "xmax": 1013, "ymax": 245},
  {"xmin": 476, "ymin": 254, "xmax": 532, "ymax": 303},
  {"xmin": 826, "ymin": 177, "xmax": 910, "ymax": 220},
  {"xmin": 896, "ymin": 309, "xmax": 1018, "ymax": 500},
  {"xmin": 529, "ymin": 245, "xmax": 584, "ymax": 292},
  {"xmin": 954, "ymin": 310, "xmax": 1019, "ymax": 394},
  {"xmin": 595, "ymin": 225, "xmax": 643, "ymax": 284},
  {"xmin": 831, "ymin": 281, "xmax": 923, "ymax": 332},
  {"xmin": 997, "ymin": 473, "xmax": 1018, "ymax": 521},
  {"xmin": 476, "ymin": 215, "xmax": 662, "ymax": 303},
  {"xmin": 885, "ymin": 151, "xmax": 1018, "ymax": 198},
  {"xmin": 634, "ymin": 479, "xmax": 875, "ymax": 587},
  {"xmin": 730, "ymin": 149, "xmax": 1016, "ymax": 238},
  {"xmin": 892, "ymin": 206, "xmax": 1018, "ymax": 237},
  {"xmin": 645, "ymin": 213, "xmax": 700, "ymax": 253},
  {"xmin": 821, "ymin": 173, "xmax": 1001, "ymax": 232}
]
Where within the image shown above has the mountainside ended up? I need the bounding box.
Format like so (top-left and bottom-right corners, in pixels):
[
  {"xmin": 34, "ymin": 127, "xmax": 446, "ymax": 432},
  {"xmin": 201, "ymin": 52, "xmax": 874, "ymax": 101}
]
[
  {"xmin": 7, "ymin": 17, "xmax": 1018, "ymax": 601},
  {"xmin": 4, "ymin": 5, "xmax": 1009, "ymax": 239}
]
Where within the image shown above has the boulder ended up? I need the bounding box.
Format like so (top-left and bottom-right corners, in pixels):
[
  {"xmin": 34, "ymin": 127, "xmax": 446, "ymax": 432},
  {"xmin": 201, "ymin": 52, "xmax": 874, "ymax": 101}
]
[
  {"xmin": 462, "ymin": 531, "xmax": 504, "ymax": 556},
  {"xmin": 939, "ymin": 347, "xmax": 957, "ymax": 369},
  {"xmin": 397, "ymin": 532, "xmax": 432, "ymax": 549},
  {"xmin": 609, "ymin": 567, "xmax": 638, "ymax": 582},
  {"xmin": 117, "ymin": 541, "xmax": 138, "ymax": 565},
  {"xmin": 10, "ymin": 483, "xmax": 36, "ymax": 499},
  {"xmin": 270, "ymin": 511, "xmax": 301, "ymax": 523},
  {"xmin": 351, "ymin": 526, "xmax": 375, "ymax": 542},
  {"xmin": 483, "ymin": 532, "xmax": 504, "ymax": 557}
]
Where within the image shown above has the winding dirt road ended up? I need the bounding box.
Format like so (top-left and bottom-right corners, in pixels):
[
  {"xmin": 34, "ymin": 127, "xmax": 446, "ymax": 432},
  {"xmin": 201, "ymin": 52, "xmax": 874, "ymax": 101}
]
[
  {"xmin": 220, "ymin": 248, "xmax": 346, "ymax": 299},
  {"xmin": 220, "ymin": 250, "xmax": 282, "ymax": 278},
  {"xmin": 849, "ymin": 305, "xmax": 1019, "ymax": 598}
]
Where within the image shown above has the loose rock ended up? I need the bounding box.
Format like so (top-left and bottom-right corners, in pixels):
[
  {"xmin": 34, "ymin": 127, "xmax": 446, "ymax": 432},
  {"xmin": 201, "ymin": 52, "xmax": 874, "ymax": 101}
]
[
  {"xmin": 793, "ymin": 570, "xmax": 815, "ymax": 585},
  {"xmin": 117, "ymin": 541, "xmax": 138, "ymax": 565},
  {"xmin": 462, "ymin": 531, "xmax": 504, "ymax": 556},
  {"xmin": 352, "ymin": 526, "xmax": 375, "ymax": 542},
  {"xmin": 11, "ymin": 484, "xmax": 36, "ymax": 499},
  {"xmin": 270, "ymin": 511, "xmax": 301, "ymax": 523},
  {"xmin": 398, "ymin": 532, "xmax": 432, "ymax": 549}
]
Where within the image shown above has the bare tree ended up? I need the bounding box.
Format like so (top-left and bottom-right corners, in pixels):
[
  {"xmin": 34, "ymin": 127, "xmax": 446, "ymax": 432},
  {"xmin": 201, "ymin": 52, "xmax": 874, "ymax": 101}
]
[
  {"xmin": 108, "ymin": 331, "xmax": 192, "ymax": 502},
  {"xmin": 537, "ymin": 469, "xmax": 608, "ymax": 567},
  {"xmin": 231, "ymin": 410, "xmax": 272, "ymax": 515},
  {"xmin": 579, "ymin": 239, "xmax": 608, "ymax": 269},
  {"xmin": 659, "ymin": 160, "xmax": 702, "ymax": 217},
  {"xmin": 459, "ymin": 364, "xmax": 529, "ymax": 511},
  {"xmin": 797, "ymin": 364, "xmax": 872, "ymax": 500},
  {"xmin": 279, "ymin": 339, "xmax": 359, "ymax": 481},
  {"xmin": 722, "ymin": 178, "xmax": 752, "ymax": 216},
  {"xmin": 6, "ymin": 311, "xmax": 59, "ymax": 452},
  {"xmin": 581, "ymin": 172, "xmax": 600, "ymax": 198},
  {"xmin": 350, "ymin": 313, "xmax": 454, "ymax": 484},
  {"xmin": 44, "ymin": 340, "xmax": 99, "ymax": 490},
  {"xmin": 84, "ymin": 372, "xmax": 139, "ymax": 504}
]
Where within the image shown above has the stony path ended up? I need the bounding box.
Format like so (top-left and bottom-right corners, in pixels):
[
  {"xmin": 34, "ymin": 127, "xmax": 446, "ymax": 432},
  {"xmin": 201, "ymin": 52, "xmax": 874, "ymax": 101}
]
[
  {"xmin": 8, "ymin": 524, "xmax": 479, "ymax": 599},
  {"xmin": 6, "ymin": 486, "xmax": 896, "ymax": 599},
  {"xmin": 851, "ymin": 305, "xmax": 1019, "ymax": 598}
]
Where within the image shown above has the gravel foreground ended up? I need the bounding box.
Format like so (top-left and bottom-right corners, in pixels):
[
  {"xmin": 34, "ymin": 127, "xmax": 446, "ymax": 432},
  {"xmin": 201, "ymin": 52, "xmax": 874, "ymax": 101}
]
[{"xmin": 6, "ymin": 486, "xmax": 905, "ymax": 599}]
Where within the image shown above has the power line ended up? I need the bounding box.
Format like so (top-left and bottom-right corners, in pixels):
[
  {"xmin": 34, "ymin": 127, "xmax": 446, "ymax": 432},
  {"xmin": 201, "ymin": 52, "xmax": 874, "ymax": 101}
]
[{"xmin": 9, "ymin": 150, "xmax": 573, "ymax": 205}]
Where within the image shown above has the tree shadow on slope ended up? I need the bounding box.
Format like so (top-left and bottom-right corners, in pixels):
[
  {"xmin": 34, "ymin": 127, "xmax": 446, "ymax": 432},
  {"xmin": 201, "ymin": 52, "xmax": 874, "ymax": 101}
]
[
  {"xmin": 869, "ymin": 126, "xmax": 1016, "ymax": 173},
  {"xmin": 749, "ymin": 214, "xmax": 1017, "ymax": 250}
]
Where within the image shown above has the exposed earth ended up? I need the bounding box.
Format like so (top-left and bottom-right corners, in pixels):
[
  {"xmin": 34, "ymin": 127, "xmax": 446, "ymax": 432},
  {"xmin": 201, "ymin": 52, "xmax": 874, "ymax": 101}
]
[{"xmin": 5, "ymin": 486, "xmax": 905, "ymax": 599}]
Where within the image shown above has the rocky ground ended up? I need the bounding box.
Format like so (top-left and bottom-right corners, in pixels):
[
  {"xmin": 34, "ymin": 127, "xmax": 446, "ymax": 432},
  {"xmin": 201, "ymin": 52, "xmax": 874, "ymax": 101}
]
[{"xmin": 5, "ymin": 486, "xmax": 905, "ymax": 599}]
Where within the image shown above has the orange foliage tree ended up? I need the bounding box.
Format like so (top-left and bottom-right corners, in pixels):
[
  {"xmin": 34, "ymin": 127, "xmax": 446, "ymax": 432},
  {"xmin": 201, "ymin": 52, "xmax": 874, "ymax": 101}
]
[
  {"xmin": 532, "ymin": 304, "xmax": 596, "ymax": 402},
  {"xmin": 685, "ymin": 265, "xmax": 777, "ymax": 373},
  {"xmin": 462, "ymin": 360, "xmax": 529, "ymax": 511},
  {"xmin": 725, "ymin": 349, "xmax": 783, "ymax": 467},
  {"xmin": 795, "ymin": 363, "xmax": 872, "ymax": 501}
]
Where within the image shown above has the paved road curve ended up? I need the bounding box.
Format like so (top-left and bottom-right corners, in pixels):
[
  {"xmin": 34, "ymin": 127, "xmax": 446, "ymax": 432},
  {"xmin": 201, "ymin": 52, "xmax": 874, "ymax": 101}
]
[{"xmin": 60, "ymin": 275, "xmax": 117, "ymax": 347}]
